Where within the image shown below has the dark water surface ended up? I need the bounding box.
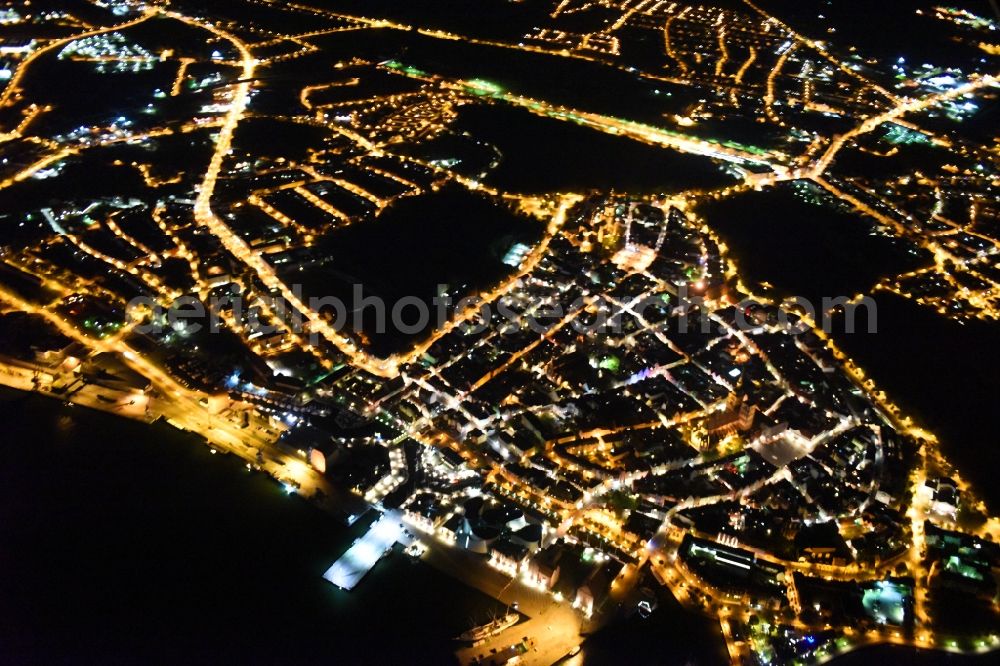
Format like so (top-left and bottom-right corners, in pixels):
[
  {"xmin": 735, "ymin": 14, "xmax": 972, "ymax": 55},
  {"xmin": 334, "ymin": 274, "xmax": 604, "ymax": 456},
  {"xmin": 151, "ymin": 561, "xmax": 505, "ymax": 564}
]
[
  {"xmin": 0, "ymin": 389, "xmax": 505, "ymax": 664},
  {"xmin": 0, "ymin": 390, "xmax": 733, "ymax": 664}
]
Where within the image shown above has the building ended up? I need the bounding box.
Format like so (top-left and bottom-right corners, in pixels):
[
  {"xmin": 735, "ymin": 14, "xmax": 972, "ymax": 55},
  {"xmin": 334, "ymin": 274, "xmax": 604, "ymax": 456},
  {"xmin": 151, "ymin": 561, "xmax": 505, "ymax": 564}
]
[
  {"xmin": 403, "ymin": 492, "xmax": 445, "ymax": 534},
  {"xmin": 705, "ymin": 392, "xmax": 757, "ymax": 438},
  {"xmin": 81, "ymin": 352, "xmax": 152, "ymax": 392},
  {"xmin": 929, "ymin": 556, "xmax": 997, "ymax": 602},
  {"xmin": 0, "ymin": 38, "xmax": 35, "ymax": 55},
  {"xmin": 510, "ymin": 523, "xmax": 544, "ymax": 553},
  {"xmin": 489, "ymin": 538, "xmax": 530, "ymax": 575},
  {"xmin": 574, "ymin": 560, "xmax": 624, "ymax": 616},
  {"xmin": 931, "ymin": 477, "xmax": 960, "ymax": 521},
  {"xmin": 526, "ymin": 543, "xmax": 563, "ymax": 590},
  {"xmin": 795, "ymin": 521, "xmax": 852, "ymax": 567}
]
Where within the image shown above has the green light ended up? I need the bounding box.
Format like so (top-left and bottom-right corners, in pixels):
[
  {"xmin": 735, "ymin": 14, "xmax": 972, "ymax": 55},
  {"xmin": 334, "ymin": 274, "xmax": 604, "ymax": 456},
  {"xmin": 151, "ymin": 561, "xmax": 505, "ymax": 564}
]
[
  {"xmin": 466, "ymin": 79, "xmax": 503, "ymax": 96},
  {"xmin": 599, "ymin": 355, "xmax": 620, "ymax": 372}
]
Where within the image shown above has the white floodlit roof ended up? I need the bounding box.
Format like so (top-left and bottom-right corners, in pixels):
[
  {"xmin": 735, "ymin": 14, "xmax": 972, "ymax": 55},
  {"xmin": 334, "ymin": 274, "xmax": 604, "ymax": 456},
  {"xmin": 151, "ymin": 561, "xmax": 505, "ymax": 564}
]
[{"xmin": 322, "ymin": 515, "xmax": 402, "ymax": 590}]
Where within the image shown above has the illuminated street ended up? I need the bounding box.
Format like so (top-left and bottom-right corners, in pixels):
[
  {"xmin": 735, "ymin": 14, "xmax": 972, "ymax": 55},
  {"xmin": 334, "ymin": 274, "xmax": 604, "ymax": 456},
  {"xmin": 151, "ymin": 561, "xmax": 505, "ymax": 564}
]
[{"xmin": 0, "ymin": 1, "xmax": 998, "ymax": 664}]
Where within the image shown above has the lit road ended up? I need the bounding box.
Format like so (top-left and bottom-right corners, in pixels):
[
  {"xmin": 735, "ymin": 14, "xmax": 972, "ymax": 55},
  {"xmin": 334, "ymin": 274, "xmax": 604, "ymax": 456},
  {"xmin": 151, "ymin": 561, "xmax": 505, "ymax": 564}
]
[
  {"xmin": 0, "ymin": 3, "xmax": 997, "ymax": 664},
  {"xmin": 810, "ymin": 73, "xmax": 998, "ymax": 176},
  {"xmin": 0, "ymin": 9, "xmax": 157, "ymax": 111},
  {"xmin": 420, "ymin": 544, "xmax": 585, "ymax": 666}
]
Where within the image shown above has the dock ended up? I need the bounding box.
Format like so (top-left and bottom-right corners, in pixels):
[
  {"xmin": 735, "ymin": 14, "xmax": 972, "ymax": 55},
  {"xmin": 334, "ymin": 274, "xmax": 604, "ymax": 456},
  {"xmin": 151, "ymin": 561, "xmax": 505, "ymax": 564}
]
[{"xmin": 322, "ymin": 512, "xmax": 406, "ymax": 590}]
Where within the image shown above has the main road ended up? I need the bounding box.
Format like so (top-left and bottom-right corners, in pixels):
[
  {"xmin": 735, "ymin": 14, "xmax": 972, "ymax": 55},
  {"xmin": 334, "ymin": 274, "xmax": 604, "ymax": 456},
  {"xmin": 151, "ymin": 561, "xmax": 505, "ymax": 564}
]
[{"xmin": 163, "ymin": 11, "xmax": 409, "ymax": 378}]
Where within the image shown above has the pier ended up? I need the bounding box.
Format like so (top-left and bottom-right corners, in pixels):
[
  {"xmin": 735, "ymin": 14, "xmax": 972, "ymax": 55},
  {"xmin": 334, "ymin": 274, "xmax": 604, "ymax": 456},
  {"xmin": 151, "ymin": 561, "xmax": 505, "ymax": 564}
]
[{"xmin": 322, "ymin": 513, "xmax": 406, "ymax": 591}]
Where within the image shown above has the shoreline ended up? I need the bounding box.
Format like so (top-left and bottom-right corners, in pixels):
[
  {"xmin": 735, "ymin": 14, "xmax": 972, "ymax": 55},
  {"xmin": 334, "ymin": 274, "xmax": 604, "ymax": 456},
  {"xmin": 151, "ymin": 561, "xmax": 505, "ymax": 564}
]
[{"xmin": 2, "ymin": 368, "xmax": 996, "ymax": 665}]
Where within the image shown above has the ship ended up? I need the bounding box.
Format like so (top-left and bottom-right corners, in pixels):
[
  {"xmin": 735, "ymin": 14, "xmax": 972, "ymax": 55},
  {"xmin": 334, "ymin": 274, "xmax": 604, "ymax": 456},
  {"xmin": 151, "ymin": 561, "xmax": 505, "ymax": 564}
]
[{"xmin": 455, "ymin": 612, "xmax": 519, "ymax": 643}]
